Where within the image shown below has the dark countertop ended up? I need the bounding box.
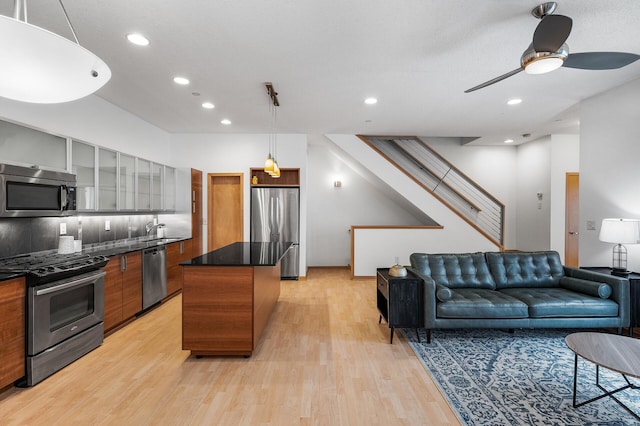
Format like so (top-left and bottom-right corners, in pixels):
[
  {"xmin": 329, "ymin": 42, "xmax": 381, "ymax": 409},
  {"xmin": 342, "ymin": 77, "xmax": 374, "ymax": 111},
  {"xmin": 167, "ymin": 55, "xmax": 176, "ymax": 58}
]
[
  {"xmin": 182, "ymin": 242, "xmax": 291, "ymax": 267},
  {"xmin": 0, "ymin": 272, "xmax": 23, "ymax": 282},
  {"xmin": 81, "ymin": 237, "xmax": 190, "ymax": 257},
  {"xmin": 0, "ymin": 237, "xmax": 191, "ymax": 282}
]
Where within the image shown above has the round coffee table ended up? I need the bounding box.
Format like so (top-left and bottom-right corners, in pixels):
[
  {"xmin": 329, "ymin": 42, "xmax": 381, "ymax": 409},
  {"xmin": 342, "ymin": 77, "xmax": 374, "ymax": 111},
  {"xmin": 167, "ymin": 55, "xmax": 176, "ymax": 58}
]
[{"xmin": 565, "ymin": 332, "xmax": 640, "ymax": 420}]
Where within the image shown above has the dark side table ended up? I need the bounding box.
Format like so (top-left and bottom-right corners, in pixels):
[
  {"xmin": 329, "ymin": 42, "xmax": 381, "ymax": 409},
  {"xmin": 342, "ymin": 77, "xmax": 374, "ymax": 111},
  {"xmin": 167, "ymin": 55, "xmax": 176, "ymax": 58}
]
[
  {"xmin": 376, "ymin": 268, "xmax": 424, "ymax": 344},
  {"xmin": 581, "ymin": 267, "xmax": 640, "ymax": 336}
]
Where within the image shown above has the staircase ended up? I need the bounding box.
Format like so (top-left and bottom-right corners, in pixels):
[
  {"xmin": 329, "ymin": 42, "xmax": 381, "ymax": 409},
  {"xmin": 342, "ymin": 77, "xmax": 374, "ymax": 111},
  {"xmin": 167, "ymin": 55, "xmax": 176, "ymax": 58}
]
[{"xmin": 358, "ymin": 135, "xmax": 505, "ymax": 248}]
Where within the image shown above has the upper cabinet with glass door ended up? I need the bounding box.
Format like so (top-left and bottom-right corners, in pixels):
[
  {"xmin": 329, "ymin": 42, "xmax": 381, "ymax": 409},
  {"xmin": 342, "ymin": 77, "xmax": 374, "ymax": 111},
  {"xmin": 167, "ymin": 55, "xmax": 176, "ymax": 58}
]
[
  {"xmin": 119, "ymin": 153, "xmax": 136, "ymax": 211},
  {"xmin": 98, "ymin": 148, "xmax": 117, "ymax": 211},
  {"xmin": 71, "ymin": 140, "xmax": 96, "ymax": 211},
  {"xmin": 137, "ymin": 158, "xmax": 151, "ymax": 211},
  {"xmin": 0, "ymin": 119, "xmax": 67, "ymax": 171},
  {"xmin": 151, "ymin": 163, "xmax": 163, "ymax": 211},
  {"xmin": 165, "ymin": 166, "xmax": 176, "ymax": 211}
]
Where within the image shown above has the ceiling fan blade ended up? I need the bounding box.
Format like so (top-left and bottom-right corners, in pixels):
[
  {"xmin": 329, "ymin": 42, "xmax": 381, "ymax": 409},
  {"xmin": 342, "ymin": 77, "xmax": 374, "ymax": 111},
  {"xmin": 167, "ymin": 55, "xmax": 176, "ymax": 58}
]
[
  {"xmin": 533, "ymin": 15, "xmax": 572, "ymax": 52},
  {"xmin": 563, "ymin": 52, "xmax": 640, "ymax": 70},
  {"xmin": 464, "ymin": 68, "xmax": 523, "ymax": 93}
]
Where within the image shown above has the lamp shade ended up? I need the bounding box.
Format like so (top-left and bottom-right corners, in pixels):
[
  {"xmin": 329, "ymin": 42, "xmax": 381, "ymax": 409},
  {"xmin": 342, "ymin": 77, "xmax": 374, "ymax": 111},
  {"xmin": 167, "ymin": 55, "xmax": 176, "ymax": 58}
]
[
  {"xmin": 0, "ymin": 15, "xmax": 111, "ymax": 103},
  {"xmin": 599, "ymin": 218, "xmax": 640, "ymax": 244}
]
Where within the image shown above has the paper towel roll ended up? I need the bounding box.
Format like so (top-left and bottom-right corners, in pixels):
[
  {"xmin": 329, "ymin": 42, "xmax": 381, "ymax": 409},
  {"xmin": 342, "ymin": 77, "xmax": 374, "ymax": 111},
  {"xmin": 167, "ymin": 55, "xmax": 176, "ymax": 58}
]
[{"xmin": 58, "ymin": 236, "xmax": 75, "ymax": 254}]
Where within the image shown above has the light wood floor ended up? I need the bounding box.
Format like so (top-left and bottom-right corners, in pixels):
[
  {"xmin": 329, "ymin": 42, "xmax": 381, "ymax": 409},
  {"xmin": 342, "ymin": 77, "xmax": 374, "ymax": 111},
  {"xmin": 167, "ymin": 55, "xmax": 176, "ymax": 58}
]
[{"xmin": 0, "ymin": 268, "xmax": 459, "ymax": 425}]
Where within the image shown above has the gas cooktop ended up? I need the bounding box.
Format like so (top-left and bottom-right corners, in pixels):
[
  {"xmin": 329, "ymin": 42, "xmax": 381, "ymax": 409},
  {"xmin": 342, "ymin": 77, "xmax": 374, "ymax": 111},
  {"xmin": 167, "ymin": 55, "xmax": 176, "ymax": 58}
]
[{"xmin": 0, "ymin": 252, "xmax": 109, "ymax": 285}]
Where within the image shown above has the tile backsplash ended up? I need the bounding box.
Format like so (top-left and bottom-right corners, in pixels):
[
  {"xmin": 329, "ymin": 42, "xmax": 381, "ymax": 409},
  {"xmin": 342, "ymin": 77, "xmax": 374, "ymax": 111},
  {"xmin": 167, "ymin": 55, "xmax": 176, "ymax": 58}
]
[{"xmin": 0, "ymin": 214, "xmax": 155, "ymax": 259}]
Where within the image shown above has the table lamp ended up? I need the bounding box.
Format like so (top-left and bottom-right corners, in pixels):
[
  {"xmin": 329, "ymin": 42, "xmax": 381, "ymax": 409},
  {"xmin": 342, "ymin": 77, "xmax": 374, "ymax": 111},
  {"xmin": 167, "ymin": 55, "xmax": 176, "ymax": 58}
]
[{"xmin": 599, "ymin": 218, "xmax": 640, "ymax": 276}]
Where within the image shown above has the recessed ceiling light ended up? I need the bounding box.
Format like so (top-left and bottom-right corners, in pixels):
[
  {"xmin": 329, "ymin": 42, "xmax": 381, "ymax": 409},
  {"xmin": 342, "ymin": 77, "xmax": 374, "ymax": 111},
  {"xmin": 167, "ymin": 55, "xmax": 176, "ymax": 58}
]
[
  {"xmin": 173, "ymin": 76, "xmax": 190, "ymax": 85},
  {"xmin": 221, "ymin": 119, "xmax": 231, "ymax": 125},
  {"xmin": 202, "ymin": 102, "xmax": 215, "ymax": 109},
  {"xmin": 364, "ymin": 97, "xmax": 378, "ymax": 105},
  {"xmin": 507, "ymin": 98, "xmax": 522, "ymax": 105},
  {"xmin": 126, "ymin": 33, "xmax": 149, "ymax": 46},
  {"xmin": 504, "ymin": 139, "xmax": 515, "ymax": 144}
]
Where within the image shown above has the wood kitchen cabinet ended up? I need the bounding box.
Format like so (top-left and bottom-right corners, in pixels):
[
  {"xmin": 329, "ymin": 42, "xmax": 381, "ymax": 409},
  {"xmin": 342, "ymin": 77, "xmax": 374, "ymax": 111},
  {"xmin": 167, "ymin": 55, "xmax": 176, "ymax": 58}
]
[
  {"xmin": 0, "ymin": 277, "xmax": 25, "ymax": 389},
  {"xmin": 104, "ymin": 251, "xmax": 142, "ymax": 332},
  {"xmin": 250, "ymin": 167, "xmax": 300, "ymax": 186},
  {"xmin": 166, "ymin": 239, "xmax": 192, "ymax": 297},
  {"xmin": 191, "ymin": 168, "xmax": 203, "ymax": 257}
]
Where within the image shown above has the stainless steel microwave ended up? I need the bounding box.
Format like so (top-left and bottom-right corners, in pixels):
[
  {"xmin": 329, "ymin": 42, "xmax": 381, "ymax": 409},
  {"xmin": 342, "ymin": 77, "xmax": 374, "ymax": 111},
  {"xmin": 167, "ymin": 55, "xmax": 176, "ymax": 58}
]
[{"xmin": 0, "ymin": 164, "xmax": 77, "ymax": 217}]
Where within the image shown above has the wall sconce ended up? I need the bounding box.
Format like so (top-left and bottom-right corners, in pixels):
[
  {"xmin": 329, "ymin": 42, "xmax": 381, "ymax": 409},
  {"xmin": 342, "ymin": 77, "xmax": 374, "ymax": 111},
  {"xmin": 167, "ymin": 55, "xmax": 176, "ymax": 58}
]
[{"xmin": 334, "ymin": 180, "xmax": 342, "ymax": 188}]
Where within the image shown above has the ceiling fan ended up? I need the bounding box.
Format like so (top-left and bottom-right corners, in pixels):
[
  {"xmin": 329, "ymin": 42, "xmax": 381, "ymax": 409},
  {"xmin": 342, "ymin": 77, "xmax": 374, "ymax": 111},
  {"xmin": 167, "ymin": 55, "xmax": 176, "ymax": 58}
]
[{"xmin": 464, "ymin": 2, "xmax": 640, "ymax": 93}]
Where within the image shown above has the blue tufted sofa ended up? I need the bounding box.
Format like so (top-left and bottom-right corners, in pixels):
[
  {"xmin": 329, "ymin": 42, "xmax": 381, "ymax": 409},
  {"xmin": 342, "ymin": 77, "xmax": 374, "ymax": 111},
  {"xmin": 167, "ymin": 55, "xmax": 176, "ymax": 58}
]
[{"xmin": 408, "ymin": 251, "xmax": 630, "ymax": 343}]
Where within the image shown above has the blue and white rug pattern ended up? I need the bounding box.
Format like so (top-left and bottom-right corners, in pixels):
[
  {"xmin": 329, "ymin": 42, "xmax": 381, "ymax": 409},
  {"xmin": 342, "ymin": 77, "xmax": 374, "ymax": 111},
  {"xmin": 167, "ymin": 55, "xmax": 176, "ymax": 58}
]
[{"xmin": 402, "ymin": 329, "xmax": 640, "ymax": 425}]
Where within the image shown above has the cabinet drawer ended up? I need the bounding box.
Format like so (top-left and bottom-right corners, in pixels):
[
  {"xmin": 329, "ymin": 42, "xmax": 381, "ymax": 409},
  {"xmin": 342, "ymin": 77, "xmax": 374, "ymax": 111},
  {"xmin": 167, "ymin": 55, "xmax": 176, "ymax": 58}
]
[{"xmin": 377, "ymin": 275, "xmax": 389, "ymax": 298}]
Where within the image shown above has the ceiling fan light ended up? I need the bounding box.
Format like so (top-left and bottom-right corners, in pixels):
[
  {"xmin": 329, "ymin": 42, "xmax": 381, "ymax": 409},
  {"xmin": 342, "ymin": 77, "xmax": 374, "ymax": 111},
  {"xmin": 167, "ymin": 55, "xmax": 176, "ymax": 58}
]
[
  {"xmin": 522, "ymin": 44, "xmax": 569, "ymax": 75},
  {"xmin": 525, "ymin": 56, "xmax": 564, "ymax": 74}
]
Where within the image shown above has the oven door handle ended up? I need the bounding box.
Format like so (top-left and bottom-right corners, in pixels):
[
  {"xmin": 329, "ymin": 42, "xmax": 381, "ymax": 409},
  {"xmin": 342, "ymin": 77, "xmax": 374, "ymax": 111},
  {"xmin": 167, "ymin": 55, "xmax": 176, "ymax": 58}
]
[{"xmin": 35, "ymin": 271, "xmax": 106, "ymax": 296}]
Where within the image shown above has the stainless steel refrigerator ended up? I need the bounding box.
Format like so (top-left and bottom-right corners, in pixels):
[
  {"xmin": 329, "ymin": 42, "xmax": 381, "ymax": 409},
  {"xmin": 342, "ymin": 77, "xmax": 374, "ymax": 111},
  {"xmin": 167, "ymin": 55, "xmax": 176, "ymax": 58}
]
[{"xmin": 250, "ymin": 186, "xmax": 300, "ymax": 279}]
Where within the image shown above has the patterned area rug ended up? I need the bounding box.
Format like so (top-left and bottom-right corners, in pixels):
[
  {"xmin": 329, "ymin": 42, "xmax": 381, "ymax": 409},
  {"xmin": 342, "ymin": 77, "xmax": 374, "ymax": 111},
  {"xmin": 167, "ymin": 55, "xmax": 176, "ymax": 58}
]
[{"xmin": 402, "ymin": 328, "xmax": 640, "ymax": 425}]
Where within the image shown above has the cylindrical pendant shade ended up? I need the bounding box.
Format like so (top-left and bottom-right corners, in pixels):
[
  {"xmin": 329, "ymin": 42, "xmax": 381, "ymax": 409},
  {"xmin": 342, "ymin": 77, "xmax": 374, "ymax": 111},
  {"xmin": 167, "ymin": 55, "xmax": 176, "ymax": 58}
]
[
  {"xmin": 0, "ymin": 15, "xmax": 111, "ymax": 103},
  {"xmin": 599, "ymin": 218, "xmax": 640, "ymax": 244},
  {"xmin": 264, "ymin": 154, "xmax": 275, "ymax": 173},
  {"xmin": 271, "ymin": 162, "xmax": 280, "ymax": 178}
]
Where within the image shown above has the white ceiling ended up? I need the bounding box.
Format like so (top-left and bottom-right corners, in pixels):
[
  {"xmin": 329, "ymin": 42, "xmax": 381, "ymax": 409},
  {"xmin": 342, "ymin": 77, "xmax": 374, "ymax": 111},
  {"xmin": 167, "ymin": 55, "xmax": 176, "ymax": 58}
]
[{"xmin": 2, "ymin": 0, "xmax": 640, "ymax": 145}]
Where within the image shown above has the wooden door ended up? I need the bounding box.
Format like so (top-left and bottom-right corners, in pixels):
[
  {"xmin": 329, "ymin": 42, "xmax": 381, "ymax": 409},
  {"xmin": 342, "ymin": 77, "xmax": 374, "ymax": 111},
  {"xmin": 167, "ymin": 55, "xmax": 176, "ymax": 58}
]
[
  {"xmin": 565, "ymin": 173, "xmax": 580, "ymax": 267},
  {"xmin": 191, "ymin": 169, "xmax": 203, "ymax": 257},
  {"xmin": 208, "ymin": 173, "xmax": 243, "ymax": 251}
]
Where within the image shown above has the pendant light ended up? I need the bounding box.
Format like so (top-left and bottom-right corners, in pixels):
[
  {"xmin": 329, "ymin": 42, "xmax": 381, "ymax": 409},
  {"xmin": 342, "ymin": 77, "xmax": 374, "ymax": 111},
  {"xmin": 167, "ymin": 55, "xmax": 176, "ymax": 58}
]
[
  {"xmin": 264, "ymin": 83, "xmax": 280, "ymax": 177},
  {"xmin": 0, "ymin": 0, "xmax": 111, "ymax": 104}
]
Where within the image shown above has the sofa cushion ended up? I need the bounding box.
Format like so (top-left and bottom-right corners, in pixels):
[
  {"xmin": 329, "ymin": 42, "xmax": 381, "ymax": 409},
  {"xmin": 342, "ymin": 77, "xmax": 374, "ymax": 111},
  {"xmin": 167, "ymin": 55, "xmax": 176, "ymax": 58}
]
[
  {"xmin": 500, "ymin": 288, "xmax": 619, "ymax": 318},
  {"xmin": 560, "ymin": 277, "xmax": 612, "ymax": 299},
  {"xmin": 486, "ymin": 251, "xmax": 564, "ymax": 289},
  {"xmin": 410, "ymin": 252, "xmax": 496, "ymax": 290},
  {"xmin": 436, "ymin": 289, "xmax": 529, "ymax": 319}
]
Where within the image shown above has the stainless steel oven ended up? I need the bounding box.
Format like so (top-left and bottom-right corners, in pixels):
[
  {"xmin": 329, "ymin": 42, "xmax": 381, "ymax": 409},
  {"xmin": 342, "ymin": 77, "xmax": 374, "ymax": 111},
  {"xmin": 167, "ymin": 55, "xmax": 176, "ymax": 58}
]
[
  {"xmin": 26, "ymin": 269, "xmax": 105, "ymax": 386},
  {"xmin": 0, "ymin": 163, "xmax": 77, "ymax": 217},
  {"xmin": 0, "ymin": 252, "xmax": 108, "ymax": 386},
  {"xmin": 28, "ymin": 270, "xmax": 105, "ymax": 355}
]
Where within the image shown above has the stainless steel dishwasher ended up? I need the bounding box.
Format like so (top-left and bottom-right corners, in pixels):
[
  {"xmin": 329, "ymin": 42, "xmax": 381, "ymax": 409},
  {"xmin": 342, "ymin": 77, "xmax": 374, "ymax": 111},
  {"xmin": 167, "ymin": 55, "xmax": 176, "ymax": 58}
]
[{"xmin": 142, "ymin": 245, "xmax": 167, "ymax": 310}]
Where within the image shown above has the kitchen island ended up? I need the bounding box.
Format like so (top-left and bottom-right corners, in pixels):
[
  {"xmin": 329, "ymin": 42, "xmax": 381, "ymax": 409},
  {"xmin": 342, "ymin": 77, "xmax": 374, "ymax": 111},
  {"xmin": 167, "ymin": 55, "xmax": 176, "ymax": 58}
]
[{"xmin": 180, "ymin": 242, "xmax": 290, "ymax": 357}]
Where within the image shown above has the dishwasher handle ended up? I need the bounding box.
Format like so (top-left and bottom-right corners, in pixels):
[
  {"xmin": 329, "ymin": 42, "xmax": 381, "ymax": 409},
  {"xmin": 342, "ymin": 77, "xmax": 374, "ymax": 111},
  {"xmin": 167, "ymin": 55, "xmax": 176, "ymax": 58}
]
[{"xmin": 144, "ymin": 245, "xmax": 166, "ymax": 255}]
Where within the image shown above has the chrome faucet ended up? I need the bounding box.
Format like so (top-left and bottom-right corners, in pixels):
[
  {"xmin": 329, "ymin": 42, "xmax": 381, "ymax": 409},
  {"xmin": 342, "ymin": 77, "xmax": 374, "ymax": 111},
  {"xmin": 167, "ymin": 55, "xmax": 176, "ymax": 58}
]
[{"xmin": 145, "ymin": 221, "xmax": 166, "ymax": 236}]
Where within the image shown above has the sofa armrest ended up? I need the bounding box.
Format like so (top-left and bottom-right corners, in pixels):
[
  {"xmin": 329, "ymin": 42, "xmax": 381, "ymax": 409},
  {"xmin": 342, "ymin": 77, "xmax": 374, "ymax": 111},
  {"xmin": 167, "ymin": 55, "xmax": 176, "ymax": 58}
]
[
  {"xmin": 563, "ymin": 267, "xmax": 630, "ymax": 327},
  {"xmin": 407, "ymin": 267, "xmax": 437, "ymax": 328}
]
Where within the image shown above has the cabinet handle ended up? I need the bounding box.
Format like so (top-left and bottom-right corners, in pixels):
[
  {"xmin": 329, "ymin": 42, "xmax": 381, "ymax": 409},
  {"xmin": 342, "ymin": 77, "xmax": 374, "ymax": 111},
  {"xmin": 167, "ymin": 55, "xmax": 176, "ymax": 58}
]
[
  {"xmin": 121, "ymin": 255, "xmax": 127, "ymax": 272},
  {"xmin": 180, "ymin": 241, "xmax": 184, "ymax": 254},
  {"xmin": 192, "ymin": 202, "xmax": 196, "ymax": 214},
  {"xmin": 192, "ymin": 190, "xmax": 196, "ymax": 201}
]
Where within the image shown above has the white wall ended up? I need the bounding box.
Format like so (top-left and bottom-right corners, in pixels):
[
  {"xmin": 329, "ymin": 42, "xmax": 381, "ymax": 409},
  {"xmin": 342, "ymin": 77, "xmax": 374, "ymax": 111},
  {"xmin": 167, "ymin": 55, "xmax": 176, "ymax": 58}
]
[
  {"xmin": 306, "ymin": 140, "xmax": 432, "ymax": 266},
  {"xmin": 549, "ymin": 134, "xmax": 580, "ymax": 261},
  {"xmin": 514, "ymin": 136, "xmax": 551, "ymax": 251},
  {"xmin": 0, "ymin": 95, "xmax": 171, "ymax": 165},
  {"xmin": 579, "ymin": 77, "xmax": 640, "ymax": 271}
]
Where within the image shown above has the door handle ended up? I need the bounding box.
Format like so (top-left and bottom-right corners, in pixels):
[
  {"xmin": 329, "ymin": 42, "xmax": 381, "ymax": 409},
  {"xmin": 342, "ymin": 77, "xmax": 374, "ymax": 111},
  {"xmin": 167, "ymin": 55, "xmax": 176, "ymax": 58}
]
[{"xmin": 569, "ymin": 231, "xmax": 579, "ymax": 235}]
